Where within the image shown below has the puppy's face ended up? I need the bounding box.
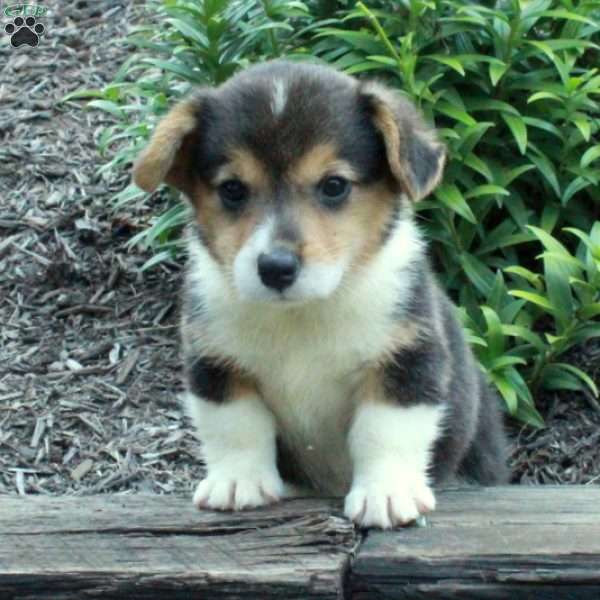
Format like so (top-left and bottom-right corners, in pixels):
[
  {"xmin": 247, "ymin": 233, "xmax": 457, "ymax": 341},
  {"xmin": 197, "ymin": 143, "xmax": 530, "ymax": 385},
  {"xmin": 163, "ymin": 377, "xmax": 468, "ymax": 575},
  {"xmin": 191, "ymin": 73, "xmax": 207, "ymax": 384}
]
[{"xmin": 134, "ymin": 62, "xmax": 445, "ymax": 304}]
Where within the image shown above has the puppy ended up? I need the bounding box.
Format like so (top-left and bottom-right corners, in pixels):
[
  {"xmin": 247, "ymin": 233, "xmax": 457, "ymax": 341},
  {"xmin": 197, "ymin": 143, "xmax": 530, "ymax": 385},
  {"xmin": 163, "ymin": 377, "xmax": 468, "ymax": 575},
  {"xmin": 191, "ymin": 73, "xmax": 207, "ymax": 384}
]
[{"xmin": 133, "ymin": 60, "xmax": 509, "ymax": 529}]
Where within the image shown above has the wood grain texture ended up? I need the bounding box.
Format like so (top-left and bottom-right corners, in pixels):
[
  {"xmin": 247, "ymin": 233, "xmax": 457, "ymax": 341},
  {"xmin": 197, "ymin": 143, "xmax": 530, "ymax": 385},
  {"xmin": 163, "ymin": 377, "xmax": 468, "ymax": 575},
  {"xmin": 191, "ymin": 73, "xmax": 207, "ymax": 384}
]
[
  {"xmin": 350, "ymin": 486, "xmax": 600, "ymax": 599},
  {"xmin": 1, "ymin": 487, "xmax": 600, "ymax": 599},
  {"xmin": 0, "ymin": 496, "xmax": 355, "ymax": 599}
]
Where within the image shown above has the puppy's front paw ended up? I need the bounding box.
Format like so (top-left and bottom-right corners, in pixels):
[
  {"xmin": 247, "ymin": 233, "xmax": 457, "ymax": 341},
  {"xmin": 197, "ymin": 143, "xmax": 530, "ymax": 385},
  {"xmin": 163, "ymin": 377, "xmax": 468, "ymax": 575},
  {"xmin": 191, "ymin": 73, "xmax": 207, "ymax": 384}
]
[
  {"xmin": 344, "ymin": 477, "xmax": 435, "ymax": 529},
  {"xmin": 193, "ymin": 467, "xmax": 284, "ymax": 511}
]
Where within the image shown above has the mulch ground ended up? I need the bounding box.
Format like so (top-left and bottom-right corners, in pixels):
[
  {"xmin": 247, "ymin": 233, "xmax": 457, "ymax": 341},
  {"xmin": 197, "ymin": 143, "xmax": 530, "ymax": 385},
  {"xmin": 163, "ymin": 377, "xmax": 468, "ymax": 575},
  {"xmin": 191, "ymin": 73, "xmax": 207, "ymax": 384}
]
[{"xmin": 1, "ymin": 0, "xmax": 599, "ymax": 499}]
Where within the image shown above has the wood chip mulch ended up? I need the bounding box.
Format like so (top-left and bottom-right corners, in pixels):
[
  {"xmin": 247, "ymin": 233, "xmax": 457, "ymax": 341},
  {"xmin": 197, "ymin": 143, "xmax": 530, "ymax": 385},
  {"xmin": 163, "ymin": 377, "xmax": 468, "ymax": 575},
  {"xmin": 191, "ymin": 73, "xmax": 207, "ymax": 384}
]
[
  {"xmin": 1, "ymin": 0, "xmax": 203, "ymax": 497},
  {"xmin": 1, "ymin": 0, "xmax": 598, "ymax": 499}
]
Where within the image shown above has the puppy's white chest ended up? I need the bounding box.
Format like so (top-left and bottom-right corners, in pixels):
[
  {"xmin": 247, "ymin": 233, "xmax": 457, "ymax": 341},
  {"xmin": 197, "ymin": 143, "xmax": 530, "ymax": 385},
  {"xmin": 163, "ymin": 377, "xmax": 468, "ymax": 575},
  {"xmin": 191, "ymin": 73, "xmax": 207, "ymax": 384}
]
[
  {"xmin": 215, "ymin": 313, "xmax": 371, "ymax": 493},
  {"xmin": 258, "ymin": 351, "xmax": 358, "ymax": 494}
]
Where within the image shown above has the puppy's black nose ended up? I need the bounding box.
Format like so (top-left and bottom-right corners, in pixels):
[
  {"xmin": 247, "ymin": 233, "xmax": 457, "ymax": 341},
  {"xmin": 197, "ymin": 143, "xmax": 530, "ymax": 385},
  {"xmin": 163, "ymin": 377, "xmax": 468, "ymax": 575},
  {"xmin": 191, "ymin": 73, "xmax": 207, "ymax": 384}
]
[{"xmin": 258, "ymin": 248, "xmax": 300, "ymax": 292}]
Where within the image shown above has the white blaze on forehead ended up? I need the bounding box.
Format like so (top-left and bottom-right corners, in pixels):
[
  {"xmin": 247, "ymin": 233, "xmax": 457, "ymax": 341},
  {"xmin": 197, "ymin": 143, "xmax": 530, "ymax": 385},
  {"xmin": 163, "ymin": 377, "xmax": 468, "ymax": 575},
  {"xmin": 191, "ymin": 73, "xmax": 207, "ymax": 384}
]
[{"xmin": 270, "ymin": 78, "xmax": 288, "ymax": 117}]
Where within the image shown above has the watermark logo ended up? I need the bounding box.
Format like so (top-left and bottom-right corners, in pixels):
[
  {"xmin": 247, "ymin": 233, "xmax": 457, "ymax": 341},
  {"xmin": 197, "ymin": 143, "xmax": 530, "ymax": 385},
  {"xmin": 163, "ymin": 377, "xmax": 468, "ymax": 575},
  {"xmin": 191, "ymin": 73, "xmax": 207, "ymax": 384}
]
[{"xmin": 4, "ymin": 4, "xmax": 47, "ymax": 47}]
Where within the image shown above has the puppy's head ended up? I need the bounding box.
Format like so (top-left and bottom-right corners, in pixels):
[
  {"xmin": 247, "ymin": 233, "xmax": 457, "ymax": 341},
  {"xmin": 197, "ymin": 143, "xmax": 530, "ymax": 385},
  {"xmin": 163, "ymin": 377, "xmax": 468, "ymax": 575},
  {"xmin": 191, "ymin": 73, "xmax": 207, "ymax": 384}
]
[{"xmin": 134, "ymin": 61, "xmax": 445, "ymax": 304}]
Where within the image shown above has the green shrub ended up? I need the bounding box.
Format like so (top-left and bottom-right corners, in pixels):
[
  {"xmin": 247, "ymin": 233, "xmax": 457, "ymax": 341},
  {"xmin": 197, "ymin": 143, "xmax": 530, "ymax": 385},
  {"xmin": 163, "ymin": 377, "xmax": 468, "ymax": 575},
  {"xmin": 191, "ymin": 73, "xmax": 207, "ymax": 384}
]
[{"xmin": 63, "ymin": 0, "xmax": 600, "ymax": 425}]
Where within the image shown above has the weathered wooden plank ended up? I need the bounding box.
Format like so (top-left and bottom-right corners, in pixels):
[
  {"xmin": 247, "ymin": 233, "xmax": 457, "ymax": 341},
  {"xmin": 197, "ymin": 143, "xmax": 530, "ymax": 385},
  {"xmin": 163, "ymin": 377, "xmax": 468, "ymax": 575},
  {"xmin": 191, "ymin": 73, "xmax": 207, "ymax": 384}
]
[
  {"xmin": 2, "ymin": 487, "xmax": 600, "ymax": 599},
  {"xmin": 350, "ymin": 486, "xmax": 600, "ymax": 599},
  {"xmin": 0, "ymin": 496, "xmax": 356, "ymax": 600}
]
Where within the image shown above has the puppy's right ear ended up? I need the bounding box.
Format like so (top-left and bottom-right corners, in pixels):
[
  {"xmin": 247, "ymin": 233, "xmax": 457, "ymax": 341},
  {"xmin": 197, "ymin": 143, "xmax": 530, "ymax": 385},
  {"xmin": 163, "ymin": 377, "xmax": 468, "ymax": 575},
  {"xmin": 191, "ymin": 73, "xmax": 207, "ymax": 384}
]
[
  {"xmin": 133, "ymin": 92, "xmax": 207, "ymax": 195},
  {"xmin": 360, "ymin": 82, "xmax": 445, "ymax": 202}
]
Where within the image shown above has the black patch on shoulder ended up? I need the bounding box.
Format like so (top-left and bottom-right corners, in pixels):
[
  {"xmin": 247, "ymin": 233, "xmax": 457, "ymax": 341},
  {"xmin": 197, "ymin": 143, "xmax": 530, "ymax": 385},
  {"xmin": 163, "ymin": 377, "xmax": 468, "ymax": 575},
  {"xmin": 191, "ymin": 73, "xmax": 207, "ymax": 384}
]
[
  {"xmin": 186, "ymin": 356, "xmax": 230, "ymax": 403},
  {"xmin": 383, "ymin": 343, "xmax": 444, "ymax": 406}
]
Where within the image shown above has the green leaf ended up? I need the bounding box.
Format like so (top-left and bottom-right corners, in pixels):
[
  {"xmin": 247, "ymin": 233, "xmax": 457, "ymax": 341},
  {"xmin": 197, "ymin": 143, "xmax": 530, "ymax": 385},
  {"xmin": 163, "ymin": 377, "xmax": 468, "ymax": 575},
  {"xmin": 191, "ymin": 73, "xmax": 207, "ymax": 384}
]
[
  {"xmin": 489, "ymin": 356, "xmax": 527, "ymax": 370},
  {"xmin": 464, "ymin": 185, "xmax": 509, "ymax": 199},
  {"xmin": 542, "ymin": 363, "xmax": 599, "ymax": 397},
  {"xmin": 481, "ymin": 306, "xmax": 505, "ymax": 357},
  {"xmin": 504, "ymin": 366, "xmax": 535, "ymax": 406},
  {"xmin": 140, "ymin": 250, "xmax": 176, "ymax": 271},
  {"xmin": 141, "ymin": 58, "xmax": 206, "ymax": 84},
  {"xmin": 565, "ymin": 228, "xmax": 600, "ymax": 260},
  {"xmin": 504, "ymin": 266, "xmax": 543, "ymax": 289},
  {"xmin": 435, "ymin": 102, "xmax": 477, "ymax": 126},
  {"xmin": 538, "ymin": 10, "xmax": 598, "ymax": 26},
  {"xmin": 164, "ymin": 18, "xmax": 208, "ymax": 46},
  {"xmin": 489, "ymin": 61, "xmax": 508, "ymax": 86},
  {"xmin": 527, "ymin": 91, "xmax": 563, "ymax": 103},
  {"xmin": 502, "ymin": 114, "xmax": 527, "ymax": 155},
  {"xmin": 527, "ymin": 226, "xmax": 571, "ymax": 256},
  {"xmin": 460, "ymin": 254, "xmax": 496, "ymax": 296},
  {"xmin": 464, "ymin": 153, "xmax": 494, "ymax": 181},
  {"xmin": 490, "ymin": 372, "xmax": 518, "ymax": 413},
  {"xmin": 561, "ymin": 177, "xmax": 591, "ymax": 206},
  {"xmin": 435, "ymin": 184, "xmax": 476, "ymax": 223},
  {"xmin": 425, "ymin": 55, "xmax": 465, "ymax": 76},
  {"xmin": 581, "ymin": 145, "xmax": 600, "ymax": 168},
  {"xmin": 580, "ymin": 303, "xmax": 600, "ymax": 319},
  {"xmin": 464, "ymin": 98, "xmax": 520, "ymax": 116},
  {"xmin": 501, "ymin": 324, "xmax": 546, "ymax": 352},
  {"xmin": 536, "ymin": 39, "xmax": 599, "ymax": 51},
  {"xmin": 503, "ymin": 164, "xmax": 536, "ymax": 186},
  {"xmin": 573, "ymin": 117, "xmax": 591, "ymax": 142},
  {"xmin": 509, "ymin": 290, "xmax": 554, "ymax": 312},
  {"xmin": 87, "ymin": 100, "xmax": 125, "ymax": 119},
  {"xmin": 513, "ymin": 402, "xmax": 545, "ymax": 428},
  {"xmin": 527, "ymin": 152, "xmax": 561, "ymax": 197},
  {"xmin": 62, "ymin": 89, "xmax": 105, "ymax": 102},
  {"xmin": 521, "ymin": 117, "xmax": 563, "ymax": 141}
]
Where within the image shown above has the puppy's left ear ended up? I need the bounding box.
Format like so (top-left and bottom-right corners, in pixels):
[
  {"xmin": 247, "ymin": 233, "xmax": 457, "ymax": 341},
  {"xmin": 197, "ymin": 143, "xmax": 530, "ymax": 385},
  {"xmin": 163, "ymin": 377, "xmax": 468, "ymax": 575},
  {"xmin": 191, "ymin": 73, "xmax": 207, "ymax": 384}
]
[
  {"xmin": 360, "ymin": 82, "xmax": 446, "ymax": 202},
  {"xmin": 133, "ymin": 92, "xmax": 207, "ymax": 196}
]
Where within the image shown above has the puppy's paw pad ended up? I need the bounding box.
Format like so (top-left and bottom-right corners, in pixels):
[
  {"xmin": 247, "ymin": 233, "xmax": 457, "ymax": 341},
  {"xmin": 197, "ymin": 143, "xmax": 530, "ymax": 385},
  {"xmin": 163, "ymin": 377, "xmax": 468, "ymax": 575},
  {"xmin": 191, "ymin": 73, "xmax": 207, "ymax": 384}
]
[
  {"xmin": 193, "ymin": 470, "xmax": 284, "ymax": 511},
  {"xmin": 344, "ymin": 481, "xmax": 435, "ymax": 529}
]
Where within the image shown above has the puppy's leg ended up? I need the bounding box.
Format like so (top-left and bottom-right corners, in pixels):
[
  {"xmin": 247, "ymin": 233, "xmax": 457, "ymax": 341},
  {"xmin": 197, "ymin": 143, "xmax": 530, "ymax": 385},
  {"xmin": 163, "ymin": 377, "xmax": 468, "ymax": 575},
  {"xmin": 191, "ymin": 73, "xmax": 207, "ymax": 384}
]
[
  {"xmin": 184, "ymin": 361, "xmax": 283, "ymax": 511},
  {"xmin": 344, "ymin": 402, "xmax": 443, "ymax": 529}
]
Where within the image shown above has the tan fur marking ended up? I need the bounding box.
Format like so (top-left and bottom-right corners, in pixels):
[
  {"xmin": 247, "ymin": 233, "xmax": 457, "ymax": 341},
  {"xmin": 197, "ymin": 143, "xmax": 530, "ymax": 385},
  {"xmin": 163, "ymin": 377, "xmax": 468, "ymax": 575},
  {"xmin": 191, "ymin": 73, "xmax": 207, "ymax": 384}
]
[
  {"xmin": 293, "ymin": 181, "xmax": 396, "ymax": 267},
  {"xmin": 230, "ymin": 373, "xmax": 259, "ymax": 399},
  {"xmin": 376, "ymin": 321, "xmax": 422, "ymax": 366},
  {"xmin": 350, "ymin": 182, "xmax": 398, "ymax": 267},
  {"xmin": 133, "ymin": 99, "xmax": 199, "ymax": 193},
  {"xmin": 216, "ymin": 148, "xmax": 270, "ymax": 191},
  {"xmin": 391, "ymin": 321, "xmax": 421, "ymax": 350},
  {"xmin": 370, "ymin": 101, "xmax": 417, "ymax": 200},
  {"xmin": 191, "ymin": 180, "xmax": 263, "ymax": 270},
  {"xmin": 355, "ymin": 368, "xmax": 384, "ymax": 404},
  {"xmin": 289, "ymin": 143, "xmax": 358, "ymax": 186}
]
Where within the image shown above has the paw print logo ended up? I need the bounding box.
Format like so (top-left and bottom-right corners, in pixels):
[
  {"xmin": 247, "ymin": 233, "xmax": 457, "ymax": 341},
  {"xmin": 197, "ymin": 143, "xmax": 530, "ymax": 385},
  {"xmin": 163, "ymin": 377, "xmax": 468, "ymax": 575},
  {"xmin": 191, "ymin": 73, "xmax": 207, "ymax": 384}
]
[{"xmin": 5, "ymin": 16, "xmax": 45, "ymax": 48}]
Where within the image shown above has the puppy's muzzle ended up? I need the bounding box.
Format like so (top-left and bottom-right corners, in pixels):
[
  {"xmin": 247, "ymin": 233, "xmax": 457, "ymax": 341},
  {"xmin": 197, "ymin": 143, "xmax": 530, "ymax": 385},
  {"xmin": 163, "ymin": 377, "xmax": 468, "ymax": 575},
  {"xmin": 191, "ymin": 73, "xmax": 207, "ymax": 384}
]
[{"xmin": 257, "ymin": 248, "xmax": 300, "ymax": 292}]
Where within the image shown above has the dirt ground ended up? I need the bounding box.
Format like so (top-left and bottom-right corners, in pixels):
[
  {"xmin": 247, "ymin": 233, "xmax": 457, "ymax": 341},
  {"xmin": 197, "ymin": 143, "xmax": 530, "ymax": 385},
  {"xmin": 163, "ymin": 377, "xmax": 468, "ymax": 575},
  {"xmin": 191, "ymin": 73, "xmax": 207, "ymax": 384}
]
[{"xmin": 1, "ymin": 0, "xmax": 599, "ymax": 499}]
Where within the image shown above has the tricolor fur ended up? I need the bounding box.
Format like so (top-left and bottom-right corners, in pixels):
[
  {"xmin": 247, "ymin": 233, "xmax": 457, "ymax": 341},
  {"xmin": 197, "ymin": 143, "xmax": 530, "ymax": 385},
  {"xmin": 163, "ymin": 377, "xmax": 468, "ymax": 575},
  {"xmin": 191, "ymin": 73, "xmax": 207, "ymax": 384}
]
[{"xmin": 133, "ymin": 61, "xmax": 509, "ymax": 529}]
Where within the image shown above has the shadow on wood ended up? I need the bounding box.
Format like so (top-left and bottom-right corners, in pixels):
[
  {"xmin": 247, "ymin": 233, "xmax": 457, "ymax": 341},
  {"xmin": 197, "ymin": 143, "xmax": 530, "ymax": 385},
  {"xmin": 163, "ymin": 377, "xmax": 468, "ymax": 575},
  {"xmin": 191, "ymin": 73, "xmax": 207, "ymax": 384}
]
[{"xmin": 1, "ymin": 487, "xmax": 599, "ymax": 599}]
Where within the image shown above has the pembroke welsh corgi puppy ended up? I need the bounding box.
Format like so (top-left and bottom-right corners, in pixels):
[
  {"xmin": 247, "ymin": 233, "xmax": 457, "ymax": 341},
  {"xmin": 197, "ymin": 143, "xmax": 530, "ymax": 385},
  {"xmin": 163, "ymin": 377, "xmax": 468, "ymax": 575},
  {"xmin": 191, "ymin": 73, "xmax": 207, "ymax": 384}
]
[{"xmin": 133, "ymin": 61, "xmax": 509, "ymax": 529}]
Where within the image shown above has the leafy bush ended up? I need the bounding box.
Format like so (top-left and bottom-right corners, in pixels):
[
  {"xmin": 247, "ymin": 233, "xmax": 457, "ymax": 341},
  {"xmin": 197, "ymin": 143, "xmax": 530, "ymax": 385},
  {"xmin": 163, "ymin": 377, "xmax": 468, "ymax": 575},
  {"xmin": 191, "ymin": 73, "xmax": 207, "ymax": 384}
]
[{"xmin": 64, "ymin": 0, "xmax": 600, "ymax": 425}]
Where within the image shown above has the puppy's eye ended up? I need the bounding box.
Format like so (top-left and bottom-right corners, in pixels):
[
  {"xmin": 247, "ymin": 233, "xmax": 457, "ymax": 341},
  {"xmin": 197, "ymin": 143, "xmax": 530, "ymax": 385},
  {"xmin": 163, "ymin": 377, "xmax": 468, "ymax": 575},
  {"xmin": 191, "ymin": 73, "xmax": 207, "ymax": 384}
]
[
  {"xmin": 319, "ymin": 176, "xmax": 351, "ymax": 209},
  {"xmin": 218, "ymin": 179, "xmax": 249, "ymax": 211}
]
